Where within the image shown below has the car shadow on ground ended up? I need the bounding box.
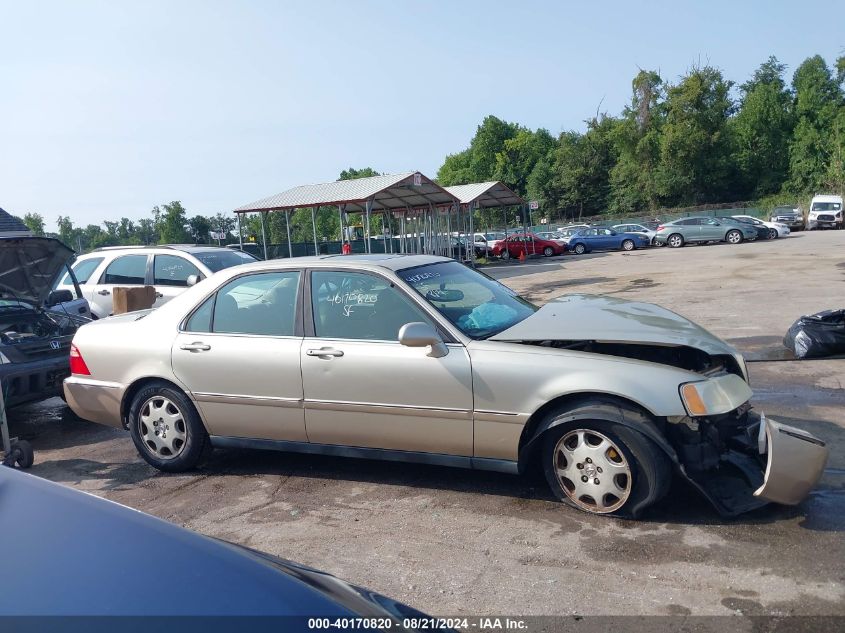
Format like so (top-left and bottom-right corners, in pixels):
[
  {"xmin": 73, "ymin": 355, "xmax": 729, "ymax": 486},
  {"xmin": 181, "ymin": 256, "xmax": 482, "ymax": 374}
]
[{"xmin": 174, "ymin": 443, "xmax": 844, "ymax": 532}]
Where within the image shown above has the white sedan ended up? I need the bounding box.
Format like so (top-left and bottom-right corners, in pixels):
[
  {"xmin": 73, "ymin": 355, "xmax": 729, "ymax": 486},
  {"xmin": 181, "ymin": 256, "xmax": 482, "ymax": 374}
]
[{"xmin": 731, "ymin": 215, "xmax": 790, "ymax": 239}]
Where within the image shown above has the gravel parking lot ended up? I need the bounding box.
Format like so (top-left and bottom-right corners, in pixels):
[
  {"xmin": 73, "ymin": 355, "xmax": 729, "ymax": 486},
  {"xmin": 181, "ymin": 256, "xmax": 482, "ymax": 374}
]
[{"xmin": 8, "ymin": 230, "xmax": 845, "ymax": 617}]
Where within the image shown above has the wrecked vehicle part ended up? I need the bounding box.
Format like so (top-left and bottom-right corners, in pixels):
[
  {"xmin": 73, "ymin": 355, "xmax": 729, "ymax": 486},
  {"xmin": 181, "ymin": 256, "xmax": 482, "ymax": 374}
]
[
  {"xmin": 524, "ymin": 339, "xmax": 746, "ymax": 380},
  {"xmin": 1, "ymin": 237, "xmax": 84, "ymax": 407}
]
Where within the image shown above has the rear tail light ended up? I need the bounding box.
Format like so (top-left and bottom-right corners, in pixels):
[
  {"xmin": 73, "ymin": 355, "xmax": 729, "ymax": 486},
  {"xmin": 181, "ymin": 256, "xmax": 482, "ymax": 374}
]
[{"xmin": 69, "ymin": 344, "xmax": 91, "ymax": 376}]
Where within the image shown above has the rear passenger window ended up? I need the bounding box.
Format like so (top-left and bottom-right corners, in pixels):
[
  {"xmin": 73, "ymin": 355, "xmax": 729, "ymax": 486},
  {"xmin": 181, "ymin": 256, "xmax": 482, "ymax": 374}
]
[
  {"xmin": 102, "ymin": 255, "xmax": 147, "ymax": 285},
  {"xmin": 154, "ymin": 254, "xmax": 200, "ymax": 287},
  {"xmin": 212, "ymin": 272, "xmax": 300, "ymax": 336},
  {"xmin": 185, "ymin": 296, "xmax": 214, "ymax": 332}
]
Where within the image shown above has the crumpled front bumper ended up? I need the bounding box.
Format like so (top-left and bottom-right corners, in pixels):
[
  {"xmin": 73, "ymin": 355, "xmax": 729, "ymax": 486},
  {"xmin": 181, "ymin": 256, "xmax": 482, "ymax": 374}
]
[{"xmin": 753, "ymin": 413, "xmax": 829, "ymax": 505}]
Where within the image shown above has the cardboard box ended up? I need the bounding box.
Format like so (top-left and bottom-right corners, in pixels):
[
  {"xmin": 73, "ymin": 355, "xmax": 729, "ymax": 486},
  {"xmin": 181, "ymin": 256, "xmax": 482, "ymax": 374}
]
[{"xmin": 112, "ymin": 286, "xmax": 156, "ymax": 315}]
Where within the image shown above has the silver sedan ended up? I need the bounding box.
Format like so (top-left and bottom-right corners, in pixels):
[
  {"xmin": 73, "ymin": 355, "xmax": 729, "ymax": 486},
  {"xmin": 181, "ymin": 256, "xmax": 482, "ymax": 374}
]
[{"xmin": 64, "ymin": 254, "xmax": 828, "ymax": 518}]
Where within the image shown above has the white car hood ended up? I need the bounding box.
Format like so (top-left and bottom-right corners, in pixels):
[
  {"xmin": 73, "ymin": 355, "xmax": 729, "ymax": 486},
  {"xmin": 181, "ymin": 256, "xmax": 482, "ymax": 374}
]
[{"xmin": 490, "ymin": 293, "xmax": 737, "ymax": 357}]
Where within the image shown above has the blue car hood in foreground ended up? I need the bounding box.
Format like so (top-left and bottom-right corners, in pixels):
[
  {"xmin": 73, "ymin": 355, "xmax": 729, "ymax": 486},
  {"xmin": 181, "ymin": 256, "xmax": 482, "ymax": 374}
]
[
  {"xmin": 490, "ymin": 293, "xmax": 737, "ymax": 357},
  {"xmin": 0, "ymin": 467, "xmax": 417, "ymax": 618}
]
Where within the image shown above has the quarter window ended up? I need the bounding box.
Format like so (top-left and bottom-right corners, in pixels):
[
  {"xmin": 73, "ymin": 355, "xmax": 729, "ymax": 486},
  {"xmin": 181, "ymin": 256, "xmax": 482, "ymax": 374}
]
[
  {"xmin": 154, "ymin": 255, "xmax": 201, "ymax": 287},
  {"xmin": 212, "ymin": 272, "xmax": 300, "ymax": 336},
  {"xmin": 102, "ymin": 255, "xmax": 148, "ymax": 285},
  {"xmin": 311, "ymin": 271, "xmax": 431, "ymax": 341}
]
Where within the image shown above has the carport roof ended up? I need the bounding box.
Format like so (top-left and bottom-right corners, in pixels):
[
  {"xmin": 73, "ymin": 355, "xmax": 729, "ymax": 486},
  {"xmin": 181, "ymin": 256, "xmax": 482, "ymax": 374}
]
[
  {"xmin": 233, "ymin": 172, "xmax": 459, "ymax": 214},
  {"xmin": 444, "ymin": 181, "xmax": 525, "ymax": 208}
]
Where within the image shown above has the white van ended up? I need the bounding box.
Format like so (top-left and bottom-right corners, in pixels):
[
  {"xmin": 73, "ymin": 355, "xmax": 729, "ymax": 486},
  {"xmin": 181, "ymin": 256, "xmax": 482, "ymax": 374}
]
[{"xmin": 807, "ymin": 194, "xmax": 843, "ymax": 230}]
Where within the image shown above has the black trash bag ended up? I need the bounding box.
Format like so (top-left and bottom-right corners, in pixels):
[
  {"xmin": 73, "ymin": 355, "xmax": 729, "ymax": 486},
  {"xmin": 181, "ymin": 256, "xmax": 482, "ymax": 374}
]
[{"xmin": 783, "ymin": 309, "xmax": 845, "ymax": 359}]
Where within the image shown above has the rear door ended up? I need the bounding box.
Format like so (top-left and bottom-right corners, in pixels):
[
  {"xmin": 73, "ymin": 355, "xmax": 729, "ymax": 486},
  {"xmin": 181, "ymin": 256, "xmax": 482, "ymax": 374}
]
[
  {"xmin": 171, "ymin": 270, "xmax": 306, "ymax": 441},
  {"xmin": 88, "ymin": 254, "xmax": 149, "ymax": 317},
  {"xmin": 152, "ymin": 254, "xmax": 202, "ymax": 308}
]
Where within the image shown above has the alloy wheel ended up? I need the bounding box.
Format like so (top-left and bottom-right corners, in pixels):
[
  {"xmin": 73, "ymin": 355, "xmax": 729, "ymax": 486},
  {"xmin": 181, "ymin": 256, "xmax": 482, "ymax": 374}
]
[
  {"xmin": 727, "ymin": 230, "xmax": 742, "ymax": 244},
  {"xmin": 138, "ymin": 396, "xmax": 188, "ymax": 460},
  {"xmin": 552, "ymin": 429, "xmax": 632, "ymax": 513}
]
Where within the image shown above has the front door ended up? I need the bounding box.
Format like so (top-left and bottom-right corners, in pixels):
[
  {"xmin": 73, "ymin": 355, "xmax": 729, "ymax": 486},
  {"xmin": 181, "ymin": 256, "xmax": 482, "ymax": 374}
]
[
  {"xmin": 171, "ymin": 270, "xmax": 306, "ymax": 441},
  {"xmin": 699, "ymin": 218, "xmax": 722, "ymax": 240},
  {"xmin": 301, "ymin": 269, "xmax": 473, "ymax": 456}
]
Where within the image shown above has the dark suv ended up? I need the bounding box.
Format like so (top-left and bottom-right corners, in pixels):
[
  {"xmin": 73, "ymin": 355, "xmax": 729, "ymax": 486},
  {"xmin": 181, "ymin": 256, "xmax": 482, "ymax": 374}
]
[{"xmin": 770, "ymin": 206, "xmax": 804, "ymax": 231}]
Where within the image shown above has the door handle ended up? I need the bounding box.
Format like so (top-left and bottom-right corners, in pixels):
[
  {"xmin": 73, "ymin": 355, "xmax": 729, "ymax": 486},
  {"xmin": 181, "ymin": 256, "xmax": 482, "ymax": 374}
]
[
  {"xmin": 180, "ymin": 342, "xmax": 211, "ymax": 352},
  {"xmin": 97, "ymin": 289, "xmax": 110, "ymax": 296},
  {"xmin": 306, "ymin": 347, "xmax": 344, "ymax": 358}
]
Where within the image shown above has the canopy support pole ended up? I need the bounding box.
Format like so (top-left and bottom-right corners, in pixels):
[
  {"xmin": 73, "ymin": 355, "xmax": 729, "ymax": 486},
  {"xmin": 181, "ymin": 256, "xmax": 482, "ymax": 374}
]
[
  {"xmin": 338, "ymin": 204, "xmax": 345, "ymax": 246},
  {"xmin": 468, "ymin": 202, "xmax": 476, "ymax": 268},
  {"xmin": 285, "ymin": 210, "xmax": 292, "ymax": 258},
  {"xmin": 311, "ymin": 206, "xmax": 319, "ymax": 256},
  {"xmin": 260, "ymin": 212, "xmax": 268, "ymax": 260},
  {"xmin": 237, "ymin": 213, "xmax": 244, "ymax": 250},
  {"xmin": 365, "ymin": 198, "xmax": 374, "ymax": 254}
]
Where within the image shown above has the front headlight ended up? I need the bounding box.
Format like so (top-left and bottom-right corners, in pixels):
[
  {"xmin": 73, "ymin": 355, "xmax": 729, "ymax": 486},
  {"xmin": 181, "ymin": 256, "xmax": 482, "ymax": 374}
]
[{"xmin": 680, "ymin": 376, "xmax": 753, "ymax": 417}]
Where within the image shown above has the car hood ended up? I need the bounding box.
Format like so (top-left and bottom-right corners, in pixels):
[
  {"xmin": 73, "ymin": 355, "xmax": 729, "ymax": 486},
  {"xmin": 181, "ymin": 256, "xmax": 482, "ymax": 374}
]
[
  {"xmin": 490, "ymin": 293, "xmax": 737, "ymax": 356},
  {"xmin": 0, "ymin": 237, "xmax": 74, "ymax": 307}
]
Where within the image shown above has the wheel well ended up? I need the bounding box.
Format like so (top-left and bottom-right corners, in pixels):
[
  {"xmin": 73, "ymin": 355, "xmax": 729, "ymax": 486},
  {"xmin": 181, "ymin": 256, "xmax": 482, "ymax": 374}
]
[
  {"xmin": 516, "ymin": 392, "xmax": 657, "ymax": 472},
  {"xmin": 120, "ymin": 377, "xmax": 194, "ymax": 429}
]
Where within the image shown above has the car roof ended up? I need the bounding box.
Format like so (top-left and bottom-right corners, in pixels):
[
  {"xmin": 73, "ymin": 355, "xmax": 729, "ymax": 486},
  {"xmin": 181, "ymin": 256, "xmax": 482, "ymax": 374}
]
[
  {"xmin": 90, "ymin": 244, "xmax": 235, "ymax": 254},
  {"xmin": 227, "ymin": 253, "xmax": 449, "ymax": 274}
]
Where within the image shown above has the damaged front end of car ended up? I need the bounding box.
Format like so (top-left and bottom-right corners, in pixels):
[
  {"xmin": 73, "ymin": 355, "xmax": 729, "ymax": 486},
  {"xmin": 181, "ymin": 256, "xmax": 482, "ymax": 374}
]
[
  {"xmin": 664, "ymin": 405, "xmax": 828, "ymax": 516},
  {"xmin": 491, "ymin": 294, "xmax": 829, "ymax": 516}
]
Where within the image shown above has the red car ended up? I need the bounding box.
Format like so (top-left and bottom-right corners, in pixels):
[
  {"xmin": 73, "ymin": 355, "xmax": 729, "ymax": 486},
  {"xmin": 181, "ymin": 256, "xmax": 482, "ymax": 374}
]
[{"xmin": 492, "ymin": 233, "xmax": 566, "ymax": 259}]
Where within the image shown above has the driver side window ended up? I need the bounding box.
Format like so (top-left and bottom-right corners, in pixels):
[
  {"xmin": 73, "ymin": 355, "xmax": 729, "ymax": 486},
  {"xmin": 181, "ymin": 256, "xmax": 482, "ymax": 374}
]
[{"xmin": 311, "ymin": 271, "xmax": 431, "ymax": 342}]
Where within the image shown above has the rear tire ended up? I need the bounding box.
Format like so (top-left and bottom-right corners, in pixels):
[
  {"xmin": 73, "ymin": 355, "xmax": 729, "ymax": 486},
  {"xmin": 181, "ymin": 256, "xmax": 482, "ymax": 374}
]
[
  {"xmin": 573, "ymin": 243, "xmax": 586, "ymax": 255},
  {"xmin": 543, "ymin": 246, "xmax": 554, "ymax": 257},
  {"xmin": 128, "ymin": 382, "xmax": 209, "ymax": 473},
  {"xmin": 500, "ymin": 249, "xmax": 511, "ymax": 260},
  {"xmin": 541, "ymin": 407, "xmax": 671, "ymax": 518},
  {"xmin": 667, "ymin": 233, "xmax": 684, "ymax": 248}
]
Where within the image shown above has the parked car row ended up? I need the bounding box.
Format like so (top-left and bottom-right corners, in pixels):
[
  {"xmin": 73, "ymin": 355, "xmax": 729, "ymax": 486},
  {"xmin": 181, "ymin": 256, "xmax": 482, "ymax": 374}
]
[{"xmin": 653, "ymin": 215, "xmax": 791, "ymax": 247}]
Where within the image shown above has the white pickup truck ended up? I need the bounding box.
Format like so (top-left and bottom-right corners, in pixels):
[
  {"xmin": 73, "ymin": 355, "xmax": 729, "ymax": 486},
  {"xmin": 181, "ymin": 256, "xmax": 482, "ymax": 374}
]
[{"xmin": 807, "ymin": 194, "xmax": 843, "ymax": 230}]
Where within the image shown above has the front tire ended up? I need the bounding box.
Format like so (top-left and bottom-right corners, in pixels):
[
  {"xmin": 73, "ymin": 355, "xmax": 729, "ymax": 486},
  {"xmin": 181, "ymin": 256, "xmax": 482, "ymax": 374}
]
[
  {"xmin": 768, "ymin": 228, "xmax": 778, "ymax": 240},
  {"xmin": 541, "ymin": 413, "xmax": 671, "ymax": 518},
  {"xmin": 128, "ymin": 382, "xmax": 208, "ymax": 472},
  {"xmin": 726, "ymin": 229, "xmax": 743, "ymax": 245},
  {"xmin": 667, "ymin": 233, "xmax": 684, "ymax": 248},
  {"xmin": 500, "ymin": 249, "xmax": 511, "ymax": 260},
  {"xmin": 621, "ymin": 239, "xmax": 635, "ymax": 251}
]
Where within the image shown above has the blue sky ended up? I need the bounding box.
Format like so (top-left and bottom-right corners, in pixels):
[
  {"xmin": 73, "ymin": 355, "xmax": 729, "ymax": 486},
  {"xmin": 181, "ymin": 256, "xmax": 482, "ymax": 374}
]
[{"xmin": 2, "ymin": 0, "xmax": 843, "ymax": 230}]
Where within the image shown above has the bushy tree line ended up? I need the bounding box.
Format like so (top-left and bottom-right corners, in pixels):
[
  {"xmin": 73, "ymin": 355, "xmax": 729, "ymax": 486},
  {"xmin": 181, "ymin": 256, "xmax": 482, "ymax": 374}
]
[
  {"xmin": 438, "ymin": 54, "xmax": 845, "ymax": 220},
  {"xmin": 16, "ymin": 54, "xmax": 844, "ymax": 249}
]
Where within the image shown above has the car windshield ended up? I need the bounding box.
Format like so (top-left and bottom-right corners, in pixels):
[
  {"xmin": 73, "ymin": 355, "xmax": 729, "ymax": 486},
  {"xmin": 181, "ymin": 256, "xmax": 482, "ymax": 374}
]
[
  {"xmin": 399, "ymin": 261, "xmax": 537, "ymax": 339},
  {"xmin": 192, "ymin": 249, "xmax": 257, "ymax": 272},
  {"xmin": 811, "ymin": 202, "xmax": 841, "ymax": 211}
]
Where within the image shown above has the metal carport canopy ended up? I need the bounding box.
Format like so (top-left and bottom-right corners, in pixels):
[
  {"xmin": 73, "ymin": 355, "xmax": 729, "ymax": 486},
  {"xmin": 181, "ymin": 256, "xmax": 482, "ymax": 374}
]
[
  {"xmin": 233, "ymin": 171, "xmax": 459, "ymax": 214},
  {"xmin": 444, "ymin": 181, "xmax": 525, "ymax": 208}
]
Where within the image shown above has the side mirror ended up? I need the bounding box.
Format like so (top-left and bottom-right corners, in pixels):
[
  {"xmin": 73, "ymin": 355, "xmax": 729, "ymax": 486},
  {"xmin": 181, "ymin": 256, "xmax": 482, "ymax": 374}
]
[
  {"xmin": 398, "ymin": 322, "xmax": 448, "ymax": 358},
  {"xmin": 47, "ymin": 289, "xmax": 74, "ymax": 306},
  {"xmin": 186, "ymin": 274, "xmax": 199, "ymax": 287}
]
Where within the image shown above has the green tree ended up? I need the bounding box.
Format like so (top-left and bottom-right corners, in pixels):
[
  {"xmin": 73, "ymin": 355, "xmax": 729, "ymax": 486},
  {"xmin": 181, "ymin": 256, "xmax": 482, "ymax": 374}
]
[
  {"xmin": 187, "ymin": 215, "xmax": 212, "ymax": 244},
  {"xmin": 658, "ymin": 65, "xmax": 736, "ymax": 205},
  {"xmin": 609, "ymin": 70, "xmax": 665, "ymax": 213},
  {"xmin": 339, "ymin": 167, "xmax": 380, "ymax": 180},
  {"xmin": 494, "ymin": 128, "xmax": 556, "ymax": 196},
  {"xmin": 22, "ymin": 212, "xmax": 45, "ymax": 236},
  {"xmin": 437, "ymin": 115, "xmax": 520, "ymax": 185},
  {"xmin": 550, "ymin": 116, "xmax": 619, "ymax": 219},
  {"xmin": 154, "ymin": 201, "xmax": 190, "ymax": 244},
  {"xmin": 731, "ymin": 57, "xmax": 793, "ymax": 197},
  {"xmin": 787, "ymin": 55, "xmax": 841, "ymax": 192}
]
